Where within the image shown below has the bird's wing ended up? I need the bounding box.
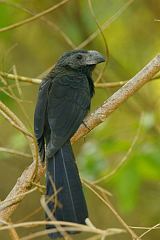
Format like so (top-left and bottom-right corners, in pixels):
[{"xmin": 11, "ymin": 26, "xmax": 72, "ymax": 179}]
[
  {"xmin": 34, "ymin": 79, "xmax": 51, "ymax": 139},
  {"xmin": 46, "ymin": 75, "xmax": 90, "ymax": 156},
  {"xmin": 34, "ymin": 78, "xmax": 51, "ymax": 160}
]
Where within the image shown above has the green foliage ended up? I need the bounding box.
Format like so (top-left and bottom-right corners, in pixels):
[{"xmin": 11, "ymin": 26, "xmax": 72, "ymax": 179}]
[
  {"xmin": 0, "ymin": 5, "xmax": 13, "ymax": 28},
  {"xmin": 79, "ymin": 141, "xmax": 108, "ymax": 180},
  {"xmin": 79, "ymin": 119, "xmax": 160, "ymax": 213}
]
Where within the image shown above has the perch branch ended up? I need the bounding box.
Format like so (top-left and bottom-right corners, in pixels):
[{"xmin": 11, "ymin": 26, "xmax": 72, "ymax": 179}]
[
  {"xmin": 72, "ymin": 54, "xmax": 160, "ymax": 142},
  {"xmin": 0, "ymin": 54, "xmax": 160, "ymax": 224}
]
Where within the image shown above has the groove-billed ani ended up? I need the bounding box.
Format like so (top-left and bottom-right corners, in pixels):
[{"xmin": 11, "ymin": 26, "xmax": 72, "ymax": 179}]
[{"xmin": 34, "ymin": 49, "xmax": 105, "ymax": 239}]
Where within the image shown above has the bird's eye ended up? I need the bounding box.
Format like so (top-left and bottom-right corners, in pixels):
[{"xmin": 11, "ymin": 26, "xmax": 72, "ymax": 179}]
[{"xmin": 76, "ymin": 54, "xmax": 83, "ymax": 60}]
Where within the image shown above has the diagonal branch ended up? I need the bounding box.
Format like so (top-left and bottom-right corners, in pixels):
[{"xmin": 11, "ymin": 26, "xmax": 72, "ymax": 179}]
[
  {"xmin": 0, "ymin": 0, "xmax": 70, "ymax": 33},
  {"xmin": 72, "ymin": 54, "xmax": 160, "ymax": 142},
  {"xmin": 0, "ymin": 54, "xmax": 160, "ymax": 223}
]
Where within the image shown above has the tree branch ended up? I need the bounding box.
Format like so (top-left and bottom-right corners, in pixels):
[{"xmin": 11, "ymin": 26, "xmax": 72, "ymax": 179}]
[
  {"xmin": 0, "ymin": 54, "xmax": 160, "ymax": 223},
  {"xmin": 72, "ymin": 54, "xmax": 160, "ymax": 142}
]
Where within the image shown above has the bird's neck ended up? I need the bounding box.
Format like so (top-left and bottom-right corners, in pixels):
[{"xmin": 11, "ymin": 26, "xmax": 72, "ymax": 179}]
[{"xmin": 54, "ymin": 66, "xmax": 95, "ymax": 98}]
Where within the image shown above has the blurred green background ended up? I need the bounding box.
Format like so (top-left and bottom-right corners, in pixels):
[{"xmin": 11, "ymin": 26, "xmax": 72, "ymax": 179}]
[{"xmin": 0, "ymin": 0, "xmax": 160, "ymax": 239}]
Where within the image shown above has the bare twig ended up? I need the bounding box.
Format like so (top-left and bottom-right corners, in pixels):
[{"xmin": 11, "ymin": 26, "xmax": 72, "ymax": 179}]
[
  {"xmin": 0, "ymin": 162, "xmax": 43, "ymax": 221},
  {"xmin": 86, "ymin": 235, "xmax": 100, "ymax": 240},
  {"xmin": 0, "ymin": 72, "xmax": 41, "ymax": 84},
  {"xmin": 77, "ymin": 0, "xmax": 134, "ymax": 49},
  {"xmin": 0, "ymin": 102, "xmax": 33, "ymax": 138},
  {"xmin": 0, "ymin": 54, "xmax": 160, "ymax": 225},
  {"xmin": 7, "ymin": 219, "xmax": 20, "ymax": 240},
  {"xmin": 0, "ymin": 147, "xmax": 32, "ymax": 159},
  {"xmin": 130, "ymin": 225, "xmax": 160, "ymax": 230},
  {"xmin": 95, "ymin": 81, "xmax": 127, "ymax": 88},
  {"xmin": 20, "ymin": 227, "xmax": 124, "ymax": 240},
  {"xmin": 16, "ymin": 207, "xmax": 42, "ymax": 223},
  {"xmin": 83, "ymin": 181, "xmax": 140, "ymax": 240},
  {"xmin": 40, "ymin": 195, "xmax": 72, "ymax": 240},
  {"xmin": 139, "ymin": 223, "xmax": 160, "ymax": 239},
  {"xmin": 0, "ymin": 0, "xmax": 75, "ymax": 49},
  {"xmin": 88, "ymin": 0, "xmax": 109, "ymax": 83},
  {"xmin": 0, "ymin": 87, "xmax": 25, "ymax": 102},
  {"xmin": 12, "ymin": 65, "xmax": 22, "ymax": 97},
  {"xmin": 0, "ymin": 220, "xmax": 125, "ymax": 240},
  {"xmin": 34, "ymin": 0, "xmax": 135, "ymax": 77},
  {"xmin": 0, "ymin": 0, "xmax": 70, "ymax": 33},
  {"xmin": 9, "ymin": 227, "xmax": 20, "ymax": 240},
  {"xmin": 0, "ymin": 188, "xmax": 37, "ymax": 212},
  {"xmin": 0, "ymin": 102, "xmax": 39, "ymax": 219}
]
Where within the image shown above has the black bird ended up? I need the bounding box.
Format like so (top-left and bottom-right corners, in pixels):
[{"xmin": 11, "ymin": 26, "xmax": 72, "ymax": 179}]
[{"xmin": 34, "ymin": 49, "xmax": 105, "ymax": 239}]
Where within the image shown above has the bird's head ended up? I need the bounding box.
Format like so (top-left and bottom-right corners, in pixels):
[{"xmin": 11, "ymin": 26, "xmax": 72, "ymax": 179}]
[{"xmin": 55, "ymin": 49, "xmax": 105, "ymax": 73}]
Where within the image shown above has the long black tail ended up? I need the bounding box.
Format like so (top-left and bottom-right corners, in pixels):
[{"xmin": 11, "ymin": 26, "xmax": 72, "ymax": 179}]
[{"xmin": 46, "ymin": 141, "xmax": 88, "ymax": 239}]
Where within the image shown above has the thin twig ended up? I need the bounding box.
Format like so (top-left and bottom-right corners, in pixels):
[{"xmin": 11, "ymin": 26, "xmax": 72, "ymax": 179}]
[
  {"xmin": 0, "ymin": 0, "xmax": 75, "ymax": 49},
  {"xmin": 77, "ymin": 0, "xmax": 134, "ymax": 49},
  {"xmin": 20, "ymin": 227, "xmax": 125, "ymax": 240},
  {"xmin": 13, "ymin": 65, "xmax": 22, "ymax": 97},
  {"xmin": 16, "ymin": 207, "xmax": 42, "ymax": 223},
  {"xmin": 0, "ymin": 188, "xmax": 37, "ymax": 212},
  {"xmin": 0, "ymin": 0, "xmax": 70, "ymax": 33},
  {"xmin": 83, "ymin": 181, "xmax": 140, "ymax": 240},
  {"xmin": 8, "ymin": 66, "xmax": 33, "ymax": 129},
  {"xmin": 86, "ymin": 235, "xmax": 101, "ymax": 240},
  {"xmin": 139, "ymin": 223, "xmax": 160, "ymax": 239},
  {"xmin": 9, "ymin": 228, "xmax": 20, "ymax": 240},
  {"xmin": 129, "ymin": 225, "xmax": 160, "ymax": 230},
  {"xmin": 0, "ymin": 87, "xmax": 25, "ymax": 102},
  {"xmin": 0, "ymin": 147, "xmax": 32, "ymax": 159},
  {"xmin": 6, "ymin": 219, "xmax": 21, "ymax": 240},
  {"xmin": 0, "ymin": 220, "xmax": 121, "ymax": 233},
  {"xmin": 0, "ymin": 72, "xmax": 41, "ymax": 84},
  {"xmin": 38, "ymin": 0, "xmax": 135, "ymax": 76},
  {"xmin": 82, "ymin": 178, "xmax": 112, "ymax": 197},
  {"xmin": 40, "ymin": 195, "xmax": 72, "ymax": 240},
  {"xmin": 88, "ymin": 0, "xmax": 109, "ymax": 83},
  {"xmin": 0, "ymin": 102, "xmax": 34, "ymax": 138},
  {"xmin": 0, "ymin": 220, "xmax": 125, "ymax": 240}
]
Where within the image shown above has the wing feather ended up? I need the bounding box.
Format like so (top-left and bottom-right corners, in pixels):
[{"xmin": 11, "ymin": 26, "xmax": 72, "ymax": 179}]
[
  {"xmin": 34, "ymin": 79, "xmax": 51, "ymax": 139},
  {"xmin": 46, "ymin": 77, "xmax": 90, "ymax": 156},
  {"xmin": 34, "ymin": 79, "xmax": 51, "ymax": 160}
]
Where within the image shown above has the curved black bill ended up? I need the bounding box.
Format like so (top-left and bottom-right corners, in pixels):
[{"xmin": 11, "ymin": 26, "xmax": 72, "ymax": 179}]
[{"xmin": 86, "ymin": 50, "xmax": 105, "ymax": 65}]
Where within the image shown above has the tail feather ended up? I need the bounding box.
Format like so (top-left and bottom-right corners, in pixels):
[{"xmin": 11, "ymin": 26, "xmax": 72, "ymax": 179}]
[{"xmin": 46, "ymin": 142, "xmax": 88, "ymax": 239}]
